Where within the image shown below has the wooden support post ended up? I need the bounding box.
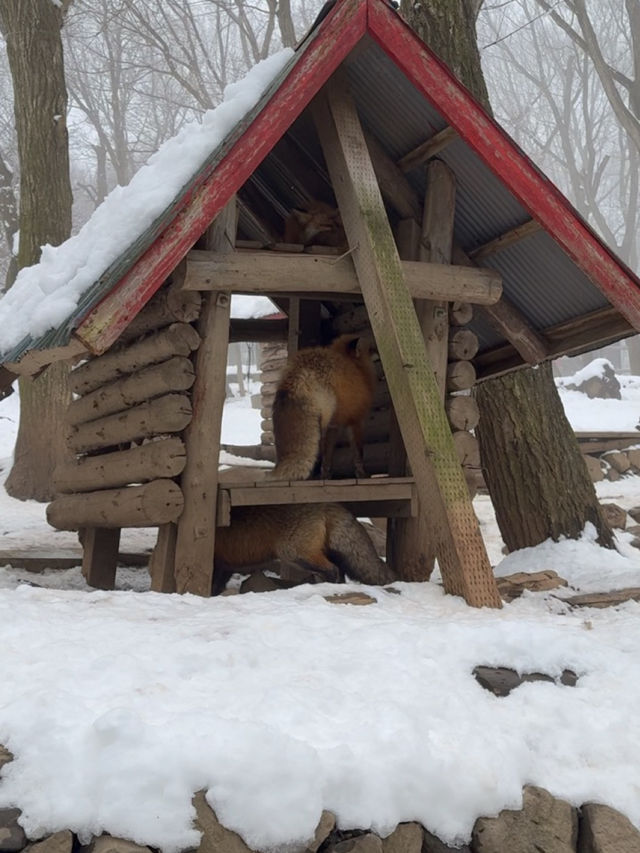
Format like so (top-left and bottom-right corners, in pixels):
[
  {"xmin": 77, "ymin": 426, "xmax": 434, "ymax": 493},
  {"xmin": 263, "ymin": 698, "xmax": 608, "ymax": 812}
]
[
  {"xmin": 150, "ymin": 523, "xmax": 178, "ymax": 593},
  {"xmin": 388, "ymin": 160, "xmax": 455, "ymax": 580},
  {"xmin": 174, "ymin": 200, "xmax": 236, "ymax": 595},
  {"xmin": 313, "ymin": 80, "xmax": 501, "ymax": 608},
  {"xmin": 81, "ymin": 527, "xmax": 120, "ymax": 590}
]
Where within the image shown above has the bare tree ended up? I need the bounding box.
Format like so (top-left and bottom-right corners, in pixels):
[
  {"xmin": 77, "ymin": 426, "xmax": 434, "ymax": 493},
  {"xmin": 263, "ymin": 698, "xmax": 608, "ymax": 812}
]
[{"xmin": 0, "ymin": 0, "xmax": 74, "ymax": 501}]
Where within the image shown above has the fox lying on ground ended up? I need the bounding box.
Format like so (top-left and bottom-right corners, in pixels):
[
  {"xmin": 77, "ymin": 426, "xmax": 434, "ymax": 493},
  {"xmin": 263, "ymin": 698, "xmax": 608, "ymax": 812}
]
[
  {"xmin": 212, "ymin": 503, "xmax": 397, "ymax": 594},
  {"xmin": 283, "ymin": 200, "xmax": 347, "ymax": 249},
  {"xmin": 271, "ymin": 334, "xmax": 377, "ymax": 481}
]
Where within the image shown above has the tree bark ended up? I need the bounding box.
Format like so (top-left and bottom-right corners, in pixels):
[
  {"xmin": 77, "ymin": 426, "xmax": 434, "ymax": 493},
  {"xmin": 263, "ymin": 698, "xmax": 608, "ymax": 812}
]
[
  {"xmin": 401, "ymin": 0, "xmax": 615, "ymax": 550},
  {"xmin": 476, "ymin": 363, "xmax": 613, "ymax": 550},
  {"xmin": 0, "ymin": 0, "xmax": 74, "ymax": 501}
]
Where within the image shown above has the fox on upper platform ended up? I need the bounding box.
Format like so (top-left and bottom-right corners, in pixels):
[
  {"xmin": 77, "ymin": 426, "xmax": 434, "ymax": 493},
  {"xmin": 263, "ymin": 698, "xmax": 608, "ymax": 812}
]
[
  {"xmin": 283, "ymin": 200, "xmax": 347, "ymax": 249},
  {"xmin": 213, "ymin": 503, "xmax": 397, "ymax": 594},
  {"xmin": 271, "ymin": 333, "xmax": 377, "ymax": 481}
]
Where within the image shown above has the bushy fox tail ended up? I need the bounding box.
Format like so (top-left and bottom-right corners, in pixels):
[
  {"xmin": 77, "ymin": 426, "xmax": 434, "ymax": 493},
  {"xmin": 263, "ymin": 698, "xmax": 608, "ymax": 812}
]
[
  {"xmin": 270, "ymin": 390, "xmax": 322, "ymax": 480},
  {"xmin": 325, "ymin": 505, "xmax": 398, "ymax": 586}
]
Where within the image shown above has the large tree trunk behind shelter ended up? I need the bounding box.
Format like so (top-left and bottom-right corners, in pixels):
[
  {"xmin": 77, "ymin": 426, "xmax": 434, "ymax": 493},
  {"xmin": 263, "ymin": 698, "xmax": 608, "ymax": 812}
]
[
  {"xmin": 475, "ymin": 363, "xmax": 614, "ymax": 550},
  {"xmin": 0, "ymin": 0, "xmax": 73, "ymax": 501},
  {"xmin": 400, "ymin": 0, "xmax": 615, "ymax": 551}
]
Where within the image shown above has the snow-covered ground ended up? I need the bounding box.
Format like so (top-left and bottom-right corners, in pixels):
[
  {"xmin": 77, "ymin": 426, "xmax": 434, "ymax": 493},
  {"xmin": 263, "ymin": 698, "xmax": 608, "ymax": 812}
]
[{"xmin": 0, "ymin": 375, "xmax": 639, "ymax": 851}]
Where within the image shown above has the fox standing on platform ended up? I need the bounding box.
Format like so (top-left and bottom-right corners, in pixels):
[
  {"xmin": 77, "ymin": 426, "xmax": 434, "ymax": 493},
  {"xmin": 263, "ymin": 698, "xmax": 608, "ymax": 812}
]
[
  {"xmin": 271, "ymin": 333, "xmax": 377, "ymax": 481},
  {"xmin": 213, "ymin": 503, "xmax": 397, "ymax": 593}
]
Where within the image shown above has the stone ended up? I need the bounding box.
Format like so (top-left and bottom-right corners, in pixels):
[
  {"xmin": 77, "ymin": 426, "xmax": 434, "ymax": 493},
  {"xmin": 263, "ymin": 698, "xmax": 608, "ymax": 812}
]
[
  {"xmin": 627, "ymin": 448, "xmax": 640, "ymax": 471},
  {"xmin": 602, "ymin": 452, "xmax": 631, "ymax": 474},
  {"xmin": 422, "ymin": 827, "xmax": 471, "ymax": 853},
  {"xmin": 600, "ymin": 503, "xmax": 627, "ymax": 530},
  {"xmin": 304, "ymin": 812, "xmax": 336, "ymax": 853},
  {"xmin": 579, "ymin": 803, "xmax": 640, "ymax": 852},
  {"xmin": 239, "ymin": 572, "xmax": 282, "ymax": 593},
  {"xmin": 472, "ymin": 786, "xmax": 578, "ymax": 853},
  {"xmin": 382, "ymin": 823, "xmax": 422, "ymax": 853},
  {"xmin": 473, "ymin": 666, "xmax": 577, "ymax": 697},
  {"xmin": 81, "ymin": 837, "xmax": 151, "ymax": 853},
  {"xmin": 24, "ymin": 832, "xmax": 73, "ymax": 853},
  {"xmin": 496, "ymin": 570, "xmax": 567, "ymax": 602},
  {"xmin": 628, "ymin": 506, "xmax": 640, "ymax": 523},
  {"xmin": 605, "ymin": 466, "xmax": 620, "ymax": 481},
  {"xmin": 0, "ymin": 808, "xmax": 26, "ymax": 852},
  {"xmin": 566, "ymin": 363, "xmax": 621, "ymax": 399},
  {"xmin": 0, "ymin": 746, "xmax": 13, "ymax": 772},
  {"xmin": 192, "ymin": 791, "xmax": 253, "ymax": 853},
  {"xmin": 584, "ymin": 454, "xmax": 605, "ymax": 482},
  {"xmin": 324, "ymin": 592, "xmax": 377, "ymax": 606},
  {"xmin": 331, "ymin": 834, "xmax": 383, "ymax": 853}
]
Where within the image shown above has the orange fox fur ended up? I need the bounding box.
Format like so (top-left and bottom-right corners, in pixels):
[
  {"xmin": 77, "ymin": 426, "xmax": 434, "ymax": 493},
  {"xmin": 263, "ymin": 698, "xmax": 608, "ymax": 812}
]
[
  {"xmin": 283, "ymin": 200, "xmax": 347, "ymax": 248},
  {"xmin": 271, "ymin": 334, "xmax": 377, "ymax": 481},
  {"xmin": 213, "ymin": 503, "xmax": 397, "ymax": 593}
]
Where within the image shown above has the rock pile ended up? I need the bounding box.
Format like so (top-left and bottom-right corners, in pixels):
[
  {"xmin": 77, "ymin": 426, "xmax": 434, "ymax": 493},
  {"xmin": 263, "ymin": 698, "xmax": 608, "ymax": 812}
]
[{"xmin": 2, "ymin": 745, "xmax": 639, "ymax": 853}]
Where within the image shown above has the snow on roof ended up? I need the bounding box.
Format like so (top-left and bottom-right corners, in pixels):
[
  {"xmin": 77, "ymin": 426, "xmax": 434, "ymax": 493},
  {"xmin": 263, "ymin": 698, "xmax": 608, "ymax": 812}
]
[{"xmin": 0, "ymin": 49, "xmax": 293, "ymax": 354}]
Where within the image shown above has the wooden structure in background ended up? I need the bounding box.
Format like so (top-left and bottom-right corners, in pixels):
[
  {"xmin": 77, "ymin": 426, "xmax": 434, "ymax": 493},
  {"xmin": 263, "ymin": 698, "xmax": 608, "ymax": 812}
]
[{"xmin": 2, "ymin": 0, "xmax": 636, "ymax": 606}]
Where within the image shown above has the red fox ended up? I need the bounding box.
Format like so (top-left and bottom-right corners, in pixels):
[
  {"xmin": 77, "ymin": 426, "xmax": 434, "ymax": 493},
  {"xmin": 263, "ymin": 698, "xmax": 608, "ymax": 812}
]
[
  {"xmin": 213, "ymin": 503, "xmax": 397, "ymax": 594},
  {"xmin": 283, "ymin": 200, "xmax": 347, "ymax": 248},
  {"xmin": 271, "ymin": 334, "xmax": 377, "ymax": 480}
]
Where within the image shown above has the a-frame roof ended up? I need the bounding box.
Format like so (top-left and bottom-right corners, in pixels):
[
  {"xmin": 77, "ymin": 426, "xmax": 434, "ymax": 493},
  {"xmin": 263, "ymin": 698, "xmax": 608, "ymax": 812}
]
[{"xmin": 2, "ymin": 0, "xmax": 639, "ymax": 382}]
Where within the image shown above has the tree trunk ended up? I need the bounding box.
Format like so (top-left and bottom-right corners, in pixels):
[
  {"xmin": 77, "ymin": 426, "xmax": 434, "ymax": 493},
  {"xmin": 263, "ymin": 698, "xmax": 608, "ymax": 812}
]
[
  {"xmin": 401, "ymin": 0, "xmax": 615, "ymax": 550},
  {"xmin": 0, "ymin": 0, "xmax": 74, "ymax": 501},
  {"xmin": 475, "ymin": 363, "xmax": 613, "ymax": 550}
]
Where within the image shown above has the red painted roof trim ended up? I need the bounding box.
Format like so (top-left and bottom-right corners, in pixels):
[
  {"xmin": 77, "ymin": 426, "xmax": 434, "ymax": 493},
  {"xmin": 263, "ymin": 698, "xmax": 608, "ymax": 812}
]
[
  {"xmin": 367, "ymin": 0, "xmax": 640, "ymax": 331},
  {"xmin": 75, "ymin": 0, "xmax": 367, "ymax": 354}
]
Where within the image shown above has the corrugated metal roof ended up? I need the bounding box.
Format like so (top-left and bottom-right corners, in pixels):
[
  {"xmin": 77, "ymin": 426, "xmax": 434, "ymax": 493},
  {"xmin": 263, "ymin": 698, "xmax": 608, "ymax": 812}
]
[{"xmin": 3, "ymin": 0, "xmax": 639, "ymax": 372}]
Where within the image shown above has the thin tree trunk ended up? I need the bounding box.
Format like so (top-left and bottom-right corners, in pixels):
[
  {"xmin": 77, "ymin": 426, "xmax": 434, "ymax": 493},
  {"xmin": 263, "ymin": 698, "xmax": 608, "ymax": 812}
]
[
  {"xmin": 0, "ymin": 0, "xmax": 73, "ymax": 501},
  {"xmin": 401, "ymin": 0, "xmax": 615, "ymax": 550}
]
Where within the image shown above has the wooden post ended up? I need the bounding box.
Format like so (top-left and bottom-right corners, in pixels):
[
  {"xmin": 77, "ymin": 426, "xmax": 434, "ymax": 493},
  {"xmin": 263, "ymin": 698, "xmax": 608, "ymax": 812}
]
[
  {"xmin": 388, "ymin": 161, "xmax": 455, "ymax": 581},
  {"xmin": 313, "ymin": 80, "xmax": 501, "ymax": 608},
  {"xmin": 173, "ymin": 199, "xmax": 236, "ymax": 595},
  {"xmin": 150, "ymin": 523, "xmax": 177, "ymax": 593},
  {"xmin": 82, "ymin": 527, "xmax": 120, "ymax": 590}
]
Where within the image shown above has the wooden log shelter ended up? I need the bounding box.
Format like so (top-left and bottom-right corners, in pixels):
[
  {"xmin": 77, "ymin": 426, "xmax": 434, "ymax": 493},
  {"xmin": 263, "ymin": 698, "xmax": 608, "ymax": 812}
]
[{"xmin": 2, "ymin": 0, "xmax": 640, "ymax": 606}]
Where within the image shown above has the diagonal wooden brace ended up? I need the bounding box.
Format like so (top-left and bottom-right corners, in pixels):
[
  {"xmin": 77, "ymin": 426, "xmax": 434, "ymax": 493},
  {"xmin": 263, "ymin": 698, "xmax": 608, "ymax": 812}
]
[{"xmin": 312, "ymin": 76, "xmax": 501, "ymax": 608}]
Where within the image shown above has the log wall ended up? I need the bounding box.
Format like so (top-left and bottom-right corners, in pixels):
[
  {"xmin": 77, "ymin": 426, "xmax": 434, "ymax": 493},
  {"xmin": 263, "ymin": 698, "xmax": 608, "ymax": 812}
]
[{"xmin": 48, "ymin": 280, "xmax": 203, "ymax": 535}]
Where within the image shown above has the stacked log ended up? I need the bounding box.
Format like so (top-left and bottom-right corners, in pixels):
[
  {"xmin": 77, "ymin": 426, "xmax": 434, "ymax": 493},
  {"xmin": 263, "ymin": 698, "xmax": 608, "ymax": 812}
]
[
  {"xmin": 259, "ymin": 341, "xmax": 288, "ymax": 447},
  {"xmin": 446, "ymin": 303, "xmax": 482, "ymax": 497},
  {"xmin": 47, "ymin": 282, "xmax": 202, "ymax": 531}
]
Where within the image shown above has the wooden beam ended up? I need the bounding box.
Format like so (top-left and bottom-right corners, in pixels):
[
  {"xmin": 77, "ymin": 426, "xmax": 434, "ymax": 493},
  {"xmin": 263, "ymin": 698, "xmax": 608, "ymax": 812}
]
[
  {"xmin": 388, "ymin": 162, "xmax": 456, "ymax": 583},
  {"xmin": 4, "ymin": 337, "xmax": 87, "ymax": 378},
  {"xmin": 177, "ymin": 249, "xmax": 503, "ymax": 305},
  {"xmin": 174, "ymin": 200, "xmax": 236, "ymax": 596},
  {"xmin": 229, "ymin": 318, "xmax": 288, "ymax": 343},
  {"xmin": 81, "ymin": 528, "xmax": 120, "ymax": 591},
  {"xmin": 397, "ymin": 126, "xmax": 458, "ymax": 173},
  {"xmin": 452, "ymin": 244, "xmax": 548, "ymax": 365},
  {"xmin": 364, "ymin": 130, "xmax": 422, "ymax": 221},
  {"xmin": 149, "ymin": 524, "xmax": 178, "ymax": 593},
  {"xmin": 313, "ymin": 79, "xmax": 501, "ymax": 608},
  {"xmin": 468, "ymin": 218, "xmax": 542, "ymax": 261},
  {"xmin": 475, "ymin": 306, "xmax": 634, "ymax": 379},
  {"xmin": 223, "ymin": 477, "xmax": 415, "ymax": 507}
]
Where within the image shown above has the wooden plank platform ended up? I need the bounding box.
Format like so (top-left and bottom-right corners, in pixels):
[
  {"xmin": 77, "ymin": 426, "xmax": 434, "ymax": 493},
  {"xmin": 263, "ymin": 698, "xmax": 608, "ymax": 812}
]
[
  {"xmin": 575, "ymin": 432, "xmax": 640, "ymax": 454},
  {"xmin": 0, "ymin": 550, "xmax": 149, "ymax": 572},
  {"xmin": 216, "ymin": 476, "xmax": 417, "ymax": 526}
]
